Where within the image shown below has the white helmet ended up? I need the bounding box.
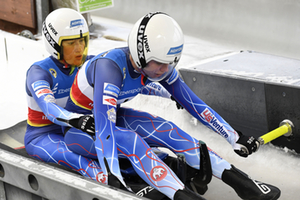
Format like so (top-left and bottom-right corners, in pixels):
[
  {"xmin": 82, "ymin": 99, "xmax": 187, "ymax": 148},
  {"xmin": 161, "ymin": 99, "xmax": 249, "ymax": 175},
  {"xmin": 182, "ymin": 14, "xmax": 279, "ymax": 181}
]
[
  {"xmin": 128, "ymin": 12, "xmax": 184, "ymax": 72},
  {"xmin": 42, "ymin": 8, "xmax": 89, "ymax": 63}
]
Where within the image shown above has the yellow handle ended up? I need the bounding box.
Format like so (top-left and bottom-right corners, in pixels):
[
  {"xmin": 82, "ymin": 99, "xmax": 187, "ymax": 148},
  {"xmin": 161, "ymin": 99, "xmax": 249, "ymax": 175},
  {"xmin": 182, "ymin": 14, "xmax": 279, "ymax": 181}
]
[
  {"xmin": 259, "ymin": 123, "xmax": 291, "ymax": 145},
  {"xmin": 258, "ymin": 120, "xmax": 293, "ymax": 145}
]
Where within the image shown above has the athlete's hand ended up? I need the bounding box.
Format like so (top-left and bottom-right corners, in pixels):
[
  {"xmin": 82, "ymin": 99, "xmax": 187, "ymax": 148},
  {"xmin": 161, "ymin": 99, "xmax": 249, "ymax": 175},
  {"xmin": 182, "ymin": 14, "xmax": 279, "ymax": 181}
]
[
  {"xmin": 57, "ymin": 115, "xmax": 95, "ymax": 137},
  {"xmin": 171, "ymin": 96, "xmax": 184, "ymax": 110},
  {"xmin": 234, "ymin": 131, "xmax": 260, "ymax": 157}
]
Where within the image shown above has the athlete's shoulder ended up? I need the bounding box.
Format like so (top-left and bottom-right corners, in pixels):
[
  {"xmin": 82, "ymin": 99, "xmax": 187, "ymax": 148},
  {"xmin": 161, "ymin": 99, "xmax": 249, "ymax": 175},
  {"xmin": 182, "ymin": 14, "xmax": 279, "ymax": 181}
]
[
  {"xmin": 92, "ymin": 47, "xmax": 127, "ymax": 61},
  {"xmin": 161, "ymin": 68, "xmax": 179, "ymax": 85},
  {"xmin": 86, "ymin": 55, "xmax": 95, "ymax": 60},
  {"xmin": 89, "ymin": 48, "xmax": 128, "ymax": 72},
  {"xmin": 27, "ymin": 57, "xmax": 52, "ymax": 79},
  {"xmin": 31, "ymin": 56, "xmax": 53, "ymax": 67}
]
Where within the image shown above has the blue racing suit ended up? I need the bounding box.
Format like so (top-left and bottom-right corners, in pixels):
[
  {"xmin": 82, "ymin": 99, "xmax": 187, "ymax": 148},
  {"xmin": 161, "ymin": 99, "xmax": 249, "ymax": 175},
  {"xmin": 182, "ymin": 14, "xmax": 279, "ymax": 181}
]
[
  {"xmin": 63, "ymin": 47, "xmax": 239, "ymax": 199},
  {"xmin": 24, "ymin": 56, "xmax": 106, "ymax": 182},
  {"xmin": 24, "ymin": 55, "xmax": 173, "ymax": 188}
]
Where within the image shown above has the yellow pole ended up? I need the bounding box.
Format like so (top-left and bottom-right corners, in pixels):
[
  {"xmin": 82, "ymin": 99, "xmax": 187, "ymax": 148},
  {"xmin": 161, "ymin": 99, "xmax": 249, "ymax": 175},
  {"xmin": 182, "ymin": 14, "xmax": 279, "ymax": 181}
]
[{"xmin": 258, "ymin": 119, "xmax": 293, "ymax": 145}]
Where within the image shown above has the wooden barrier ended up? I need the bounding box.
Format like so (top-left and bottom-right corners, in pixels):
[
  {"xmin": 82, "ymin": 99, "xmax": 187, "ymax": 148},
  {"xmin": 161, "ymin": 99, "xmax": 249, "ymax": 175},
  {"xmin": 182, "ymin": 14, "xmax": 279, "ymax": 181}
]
[{"xmin": 0, "ymin": 0, "xmax": 36, "ymax": 33}]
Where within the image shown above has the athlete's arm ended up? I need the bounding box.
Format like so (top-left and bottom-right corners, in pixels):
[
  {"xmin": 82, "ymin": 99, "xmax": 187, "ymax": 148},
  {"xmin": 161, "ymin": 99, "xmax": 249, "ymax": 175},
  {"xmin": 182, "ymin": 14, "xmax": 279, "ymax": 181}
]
[
  {"xmin": 160, "ymin": 70, "xmax": 240, "ymax": 148},
  {"xmin": 141, "ymin": 82, "xmax": 171, "ymax": 98},
  {"xmin": 26, "ymin": 65, "xmax": 81, "ymax": 127},
  {"xmin": 87, "ymin": 58, "xmax": 124, "ymax": 178},
  {"xmin": 88, "ymin": 58, "xmax": 123, "ymax": 133}
]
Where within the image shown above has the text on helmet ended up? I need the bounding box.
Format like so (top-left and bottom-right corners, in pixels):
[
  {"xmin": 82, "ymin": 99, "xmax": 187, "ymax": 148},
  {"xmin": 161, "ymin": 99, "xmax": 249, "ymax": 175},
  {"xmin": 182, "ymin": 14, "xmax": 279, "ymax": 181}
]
[
  {"xmin": 43, "ymin": 22, "xmax": 56, "ymax": 47},
  {"xmin": 144, "ymin": 35, "xmax": 151, "ymax": 53},
  {"xmin": 137, "ymin": 25, "xmax": 145, "ymax": 61},
  {"xmin": 167, "ymin": 44, "xmax": 183, "ymax": 55},
  {"xmin": 48, "ymin": 23, "xmax": 58, "ymax": 36},
  {"xmin": 70, "ymin": 19, "xmax": 84, "ymax": 28}
]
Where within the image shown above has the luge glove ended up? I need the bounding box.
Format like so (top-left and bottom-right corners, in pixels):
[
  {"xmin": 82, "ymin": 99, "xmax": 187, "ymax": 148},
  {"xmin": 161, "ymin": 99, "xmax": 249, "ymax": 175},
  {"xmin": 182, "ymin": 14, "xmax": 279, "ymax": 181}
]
[
  {"xmin": 234, "ymin": 131, "xmax": 260, "ymax": 157},
  {"xmin": 57, "ymin": 115, "xmax": 95, "ymax": 138}
]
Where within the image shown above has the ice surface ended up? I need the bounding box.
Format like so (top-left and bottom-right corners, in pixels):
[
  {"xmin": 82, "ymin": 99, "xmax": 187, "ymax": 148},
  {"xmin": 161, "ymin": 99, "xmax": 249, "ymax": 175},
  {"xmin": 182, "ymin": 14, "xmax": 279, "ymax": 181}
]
[
  {"xmin": 0, "ymin": 16, "xmax": 299, "ymax": 199},
  {"xmin": 124, "ymin": 95, "xmax": 300, "ymax": 199}
]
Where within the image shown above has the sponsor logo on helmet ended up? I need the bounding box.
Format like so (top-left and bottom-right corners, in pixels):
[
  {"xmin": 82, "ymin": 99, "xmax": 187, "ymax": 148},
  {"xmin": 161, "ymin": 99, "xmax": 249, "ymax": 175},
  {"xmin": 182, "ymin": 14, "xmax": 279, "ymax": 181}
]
[
  {"xmin": 70, "ymin": 19, "xmax": 84, "ymax": 28},
  {"xmin": 43, "ymin": 22, "xmax": 60, "ymax": 53},
  {"xmin": 144, "ymin": 35, "xmax": 150, "ymax": 52},
  {"xmin": 167, "ymin": 44, "xmax": 183, "ymax": 55},
  {"xmin": 137, "ymin": 24, "xmax": 146, "ymax": 66},
  {"xmin": 145, "ymin": 11, "xmax": 161, "ymax": 19},
  {"xmin": 136, "ymin": 12, "xmax": 162, "ymax": 68},
  {"xmin": 150, "ymin": 166, "xmax": 167, "ymax": 181},
  {"xmin": 103, "ymin": 83, "xmax": 120, "ymax": 98},
  {"xmin": 201, "ymin": 108, "xmax": 229, "ymax": 138},
  {"xmin": 43, "ymin": 22, "xmax": 56, "ymax": 47},
  {"xmin": 48, "ymin": 23, "xmax": 58, "ymax": 36}
]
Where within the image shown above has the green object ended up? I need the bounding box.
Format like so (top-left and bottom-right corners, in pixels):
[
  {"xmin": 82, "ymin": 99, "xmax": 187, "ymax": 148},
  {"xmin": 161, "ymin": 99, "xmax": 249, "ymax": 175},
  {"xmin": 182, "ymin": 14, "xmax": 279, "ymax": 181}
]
[{"xmin": 77, "ymin": 0, "xmax": 114, "ymax": 13}]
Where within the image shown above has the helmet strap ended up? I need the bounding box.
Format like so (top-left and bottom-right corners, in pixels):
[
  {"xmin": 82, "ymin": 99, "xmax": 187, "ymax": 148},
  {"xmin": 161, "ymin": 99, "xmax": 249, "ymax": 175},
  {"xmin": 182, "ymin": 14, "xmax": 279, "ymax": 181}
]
[
  {"xmin": 130, "ymin": 54, "xmax": 148, "ymax": 84},
  {"xmin": 61, "ymin": 59, "xmax": 69, "ymax": 68},
  {"xmin": 141, "ymin": 74, "xmax": 147, "ymax": 86},
  {"xmin": 132, "ymin": 64, "xmax": 148, "ymax": 85}
]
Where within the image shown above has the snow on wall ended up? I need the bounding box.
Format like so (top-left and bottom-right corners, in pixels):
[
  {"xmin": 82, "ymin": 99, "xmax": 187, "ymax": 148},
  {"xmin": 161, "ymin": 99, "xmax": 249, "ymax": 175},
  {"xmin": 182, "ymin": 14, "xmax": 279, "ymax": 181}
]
[{"xmin": 0, "ymin": 31, "xmax": 48, "ymax": 129}]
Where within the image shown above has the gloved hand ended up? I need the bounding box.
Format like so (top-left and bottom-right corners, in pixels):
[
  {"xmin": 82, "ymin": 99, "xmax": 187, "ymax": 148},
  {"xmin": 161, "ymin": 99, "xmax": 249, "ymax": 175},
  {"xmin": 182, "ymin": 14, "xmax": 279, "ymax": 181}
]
[
  {"xmin": 171, "ymin": 96, "xmax": 184, "ymax": 110},
  {"xmin": 57, "ymin": 115, "xmax": 95, "ymax": 137},
  {"xmin": 234, "ymin": 131, "xmax": 260, "ymax": 157}
]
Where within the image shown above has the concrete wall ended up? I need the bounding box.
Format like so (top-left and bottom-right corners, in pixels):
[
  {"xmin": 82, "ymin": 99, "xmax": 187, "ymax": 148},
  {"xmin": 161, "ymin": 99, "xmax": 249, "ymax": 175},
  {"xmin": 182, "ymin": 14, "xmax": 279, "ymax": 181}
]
[
  {"xmin": 179, "ymin": 51, "xmax": 300, "ymax": 153},
  {"xmin": 91, "ymin": 0, "xmax": 300, "ymax": 60}
]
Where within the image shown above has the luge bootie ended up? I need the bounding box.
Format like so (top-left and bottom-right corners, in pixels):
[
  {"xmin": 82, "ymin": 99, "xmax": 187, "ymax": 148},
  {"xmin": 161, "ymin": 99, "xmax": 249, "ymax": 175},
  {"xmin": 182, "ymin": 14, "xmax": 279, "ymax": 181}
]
[{"xmin": 222, "ymin": 165, "xmax": 280, "ymax": 200}]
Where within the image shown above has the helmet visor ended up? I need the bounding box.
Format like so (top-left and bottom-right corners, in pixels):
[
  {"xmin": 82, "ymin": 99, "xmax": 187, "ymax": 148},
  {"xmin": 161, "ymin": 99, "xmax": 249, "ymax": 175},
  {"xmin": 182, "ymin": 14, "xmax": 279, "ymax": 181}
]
[
  {"xmin": 142, "ymin": 60, "xmax": 176, "ymax": 82},
  {"xmin": 58, "ymin": 32, "xmax": 89, "ymax": 65}
]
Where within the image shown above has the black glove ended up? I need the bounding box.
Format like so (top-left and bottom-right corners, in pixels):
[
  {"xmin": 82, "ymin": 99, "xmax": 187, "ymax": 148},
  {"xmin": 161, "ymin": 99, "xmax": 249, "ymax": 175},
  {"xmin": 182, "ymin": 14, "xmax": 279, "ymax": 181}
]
[
  {"xmin": 234, "ymin": 131, "xmax": 260, "ymax": 157},
  {"xmin": 57, "ymin": 115, "xmax": 95, "ymax": 138},
  {"xmin": 171, "ymin": 96, "xmax": 184, "ymax": 110}
]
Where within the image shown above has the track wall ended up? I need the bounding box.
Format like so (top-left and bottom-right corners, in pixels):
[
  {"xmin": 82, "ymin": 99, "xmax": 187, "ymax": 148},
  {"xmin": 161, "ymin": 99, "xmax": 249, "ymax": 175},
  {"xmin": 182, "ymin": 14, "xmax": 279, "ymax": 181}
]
[{"xmin": 91, "ymin": 0, "xmax": 300, "ymax": 60}]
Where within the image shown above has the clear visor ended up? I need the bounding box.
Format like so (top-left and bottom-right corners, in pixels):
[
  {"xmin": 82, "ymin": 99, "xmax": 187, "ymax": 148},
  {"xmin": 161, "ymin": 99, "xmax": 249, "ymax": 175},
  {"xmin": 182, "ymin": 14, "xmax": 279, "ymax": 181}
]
[
  {"xmin": 142, "ymin": 60, "xmax": 177, "ymax": 82},
  {"xmin": 58, "ymin": 32, "xmax": 89, "ymax": 65}
]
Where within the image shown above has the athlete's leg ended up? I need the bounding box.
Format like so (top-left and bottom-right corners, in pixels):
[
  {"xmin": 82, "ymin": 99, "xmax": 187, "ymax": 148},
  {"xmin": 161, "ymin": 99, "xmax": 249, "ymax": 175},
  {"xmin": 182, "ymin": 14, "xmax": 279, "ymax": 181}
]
[
  {"xmin": 64, "ymin": 120, "xmax": 186, "ymax": 199},
  {"xmin": 64, "ymin": 127, "xmax": 97, "ymax": 159},
  {"xmin": 117, "ymin": 108, "xmax": 281, "ymax": 200},
  {"xmin": 116, "ymin": 107, "xmax": 231, "ymax": 179},
  {"xmin": 25, "ymin": 132, "xmax": 105, "ymax": 183},
  {"xmin": 114, "ymin": 126, "xmax": 184, "ymax": 199}
]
